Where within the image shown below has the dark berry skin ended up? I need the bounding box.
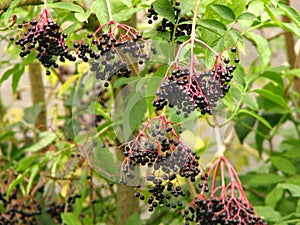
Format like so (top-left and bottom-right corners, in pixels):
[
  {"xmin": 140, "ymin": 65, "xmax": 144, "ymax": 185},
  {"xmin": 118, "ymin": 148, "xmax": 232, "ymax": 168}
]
[{"xmin": 14, "ymin": 9, "xmax": 73, "ymax": 72}]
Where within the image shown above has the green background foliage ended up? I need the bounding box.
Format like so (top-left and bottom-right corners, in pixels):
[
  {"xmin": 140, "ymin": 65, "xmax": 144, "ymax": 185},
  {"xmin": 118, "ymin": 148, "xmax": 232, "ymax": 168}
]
[{"xmin": 0, "ymin": 0, "xmax": 300, "ymax": 224}]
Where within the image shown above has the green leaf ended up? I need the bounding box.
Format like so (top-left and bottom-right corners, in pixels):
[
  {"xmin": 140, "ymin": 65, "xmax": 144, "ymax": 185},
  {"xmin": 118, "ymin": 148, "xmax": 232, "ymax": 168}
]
[
  {"xmin": 16, "ymin": 155, "xmax": 39, "ymax": 172},
  {"xmin": 23, "ymin": 103, "xmax": 42, "ymax": 124},
  {"xmin": 270, "ymin": 156, "xmax": 296, "ymax": 175},
  {"xmin": 61, "ymin": 213, "xmax": 81, "ymax": 225},
  {"xmin": 113, "ymin": 77, "xmax": 140, "ymax": 88},
  {"xmin": 207, "ymin": 4, "xmax": 236, "ymax": 21},
  {"xmin": 91, "ymin": 0, "xmax": 110, "ymax": 26},
  {"xmin": 265, "ymin": 185, "xmax": 284, "ymax": 207},
  {"xmin": 48, "ymin": 2, "xmax": 84, "ymax": 13},
  {"xmin": 153, "ymin": 0, "xmax": 175, "ymax": 23},
  {"xmin": 242, "ymin": 95, "xmax": 258, "ymax": 110},
  {"xmin": 2, "ymin": 0, "xmax": 20, "ymax": 23},
  {"xmin": 59, "ymin": 74, "xmax": 80, "ymax": 95},
  {"xmin": 122, "ymin": 92, "xmax": 147, "ymax": 141},
  {"xmin": 93, "ymin": 145, "xmax": 118, "ymax": 178},
  {"xmin": 278, "ymin": 2, "xmax": 300, "ymax": 28},
  {"xmin": 180, "ymin": 0, "xmax": 196, "ymax": 17},
  {"xmin": 234, "ymin": 114, "xmax": 256, "ymax": 143},
  {"xmin": 126, "ymin": 213, "xmax": 142, "ymax": 225},
  {"xmin": 249, "ymin": 174, "xmax": 286, "ymax": 186},
  {"xmin": 74, "ymin": 9, "xmax": 92, "ymax": 23},
  {"xmin": 21, "ymin": 131, "xmax": 56, "ymax": 153},
  {"xmin": 283, "ymin": 148, "xmax": 300, "ymax": 158},
  {"xmin": 0, "ymin": 64, "xmax": 20, "ymax": 87},
  {"xmin": 12, "ymin": 66, "xmax": 25, "ymax": 94},
  {"xmin": 7, "ymin": 171, "xmax": 29, "ymax": 198},
  {"xmin": 238, "ymin": 12, "xmax": 259, "ymax": 21},
  {"xmin": 120, "ymin": 0, "xmax": 132, "ymax": 7},
  {"xmin": 246, "ymin": 31, "xmax": 271, "ymax": 69},
  {"xmin": 237, "ymin": 109, "xmax": 272, "ymax": 130},
  {"xmin": 253, "ymin": 89, "xmax": 290, "ymax": 112},
  {"xmin": 197, "ymin": 19, "xmax": 226, "ymax": 35},
  {"xmin": 26, "ymin": 165, "xmax": 39, "ymax": 195},
  {"xmin": 255, "ymin": 206, "xmax": 282, "ymax": 222},
  {"xmin": 279, "ymin": 183, "xmax": 300, "ymax": 197}
]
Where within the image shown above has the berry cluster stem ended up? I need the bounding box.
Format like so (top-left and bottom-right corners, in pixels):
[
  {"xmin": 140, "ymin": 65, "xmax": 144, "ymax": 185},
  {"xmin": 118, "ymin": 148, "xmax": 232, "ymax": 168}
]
[
  {"xmin": 44, "ymin": 0, "xmax": 48, "ymax": 9},
  {"xmin": 190, "ymin": 0, "xmax": 201, "ymax": 50},
  {"xmin": 105, "ymin": 0, "xmax": 114, "ymax": 21},
  {"xmin": 214, "ymin": 123, "xmax": 224, "ymax": 157}
]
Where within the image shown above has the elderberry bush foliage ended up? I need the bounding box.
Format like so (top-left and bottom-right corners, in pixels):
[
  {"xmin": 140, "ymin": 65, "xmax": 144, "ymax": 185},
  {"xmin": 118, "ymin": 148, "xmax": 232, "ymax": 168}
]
[
  {"xmin": 183, "ymin": 156, "xmax": 267, "ymax": 225},
  {"xmin": 0, "ymin": 184, "xmax": 41, "ymax": 225},
  {"xmin": 75, "ymin": 21, "xmax": 156, "ymax": 86},
  {"xmin": 46, "ymin": 194, "xmax": 81, "ymax": 223},
  {"xmin": 12, "ymin": 8, "xmax": 75, "ymax": 75},
  {"xmin": 147, "ymin": 1, "xmax": 192, "ymax": 41},
  {"xmin": 119, "ymin": 115, "xmax": 207, "ymax": 211},
  {"xmin": 153, "ymin": 47, "xmax": 239, "ymax": 117}
]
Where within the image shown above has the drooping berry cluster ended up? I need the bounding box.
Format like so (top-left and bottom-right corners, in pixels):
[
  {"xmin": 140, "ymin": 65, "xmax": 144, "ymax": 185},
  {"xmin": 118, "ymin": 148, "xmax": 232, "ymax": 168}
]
[
  {"xmin": 119, "ymin": 115, "xmax": 206, "ymax": 211},
  {"xmin": 0, "ymin": 183, "xmax": 41, "ymax": 225},
  {"xmin": 147, "ymin": 1, "xmax": 192, "ymax": 41},
  {"xmin": 46, "ymin": 194, "xmax": 81, "ymax": 223},
  {"xmin": 183, "ymin": 156, "xmax": 267, "ymax": 225},
  {"xmin": 12, "ymin": 8, "xmax": 75, "ymax": 75},
  {"xmin": 74, "ymin": 21, "xmax": 156, "ymax": 86},
  {"xmin": 153, "ymin": 47, "xmax": 239, "ymax": 117}
]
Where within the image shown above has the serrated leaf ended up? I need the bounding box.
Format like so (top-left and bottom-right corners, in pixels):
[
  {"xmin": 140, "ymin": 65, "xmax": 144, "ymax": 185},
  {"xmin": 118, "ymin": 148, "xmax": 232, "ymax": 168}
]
[
  {"xmin": 265, "ymin": 185, "xmax": 284, "ymax": 207},
  {"xmin": 253, "ymin": 89, "xmax": 290, "ymax": 112},
  {"xmin": 48, "ymin": 2, "xmax": 84, "ymax": 13},
  {"xmin": 278, "ymin": 2, "xmax": 300, "ymax": 28},
  {"xmin": 91, "ymin": 0, "xmax": 110, "ymax": 25},
  {"xmin": 197, "ymin": 19, "xmax": 226, "ymax": 35},
  {"xmin": 270, "ymin": 156, "xmax": 296, "ymax": 175},
  {"xmin": 249, "ymin": 174, "xmax": 286, "ymax": 186},
  {"xmin": 246, "ymin": 31, "xmax": 271, "ymax": 69},
  {"xmin": 153, "ymin": 0, "xmax": 175, "ymax": 23},
  {"xmin": 208, "ymin": 4, "xmax": 236, "ymax": 21}
]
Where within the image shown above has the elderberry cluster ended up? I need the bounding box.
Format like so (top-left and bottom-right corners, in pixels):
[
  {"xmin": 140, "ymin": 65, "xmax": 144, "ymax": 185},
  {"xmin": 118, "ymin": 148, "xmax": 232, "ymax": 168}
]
[
  {"xmin": 12, "ymin": 9, "xmax": 75, "ymax": 75},
  {"xmin": 46, "ymin": 194, "xmax": 81, "ymax": 223},
  {"xmin": 147, "ymin": 1, "xmax": 192, "ymax": 41},
  {"xmin": 120, "ymin": 115, "xmax": 206, "ymax": 211},
  {"xmin": 153, "ymin": 47, "xmax": 239, "ymax": 117},
  {"xmin": 183, "ymin": 196, "xmax": 267, "ymax": 225},
  {"xmin": 183, "ymin": 156, "xmax": 267, "ymax": 225},
  {"xmin": 0, "ymin": 185, "xmax": 41, "ymax": 225},
  {"xmin": 75, "ymin": 22, "xmax": 156, "ymax": 86}
]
